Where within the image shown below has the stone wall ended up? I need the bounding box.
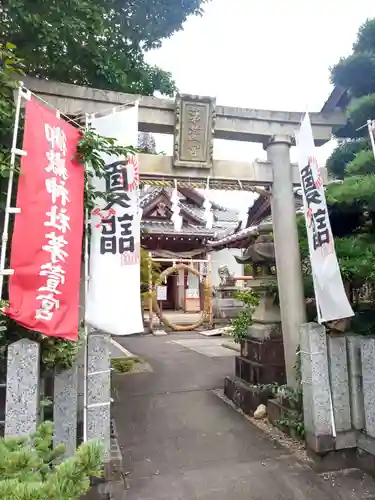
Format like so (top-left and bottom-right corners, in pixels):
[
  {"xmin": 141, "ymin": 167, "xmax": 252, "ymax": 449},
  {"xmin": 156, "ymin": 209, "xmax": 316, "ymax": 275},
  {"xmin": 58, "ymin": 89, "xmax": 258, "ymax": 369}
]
[{"xmin": 300, "ymin": 323, "xmax": 375, "ymax": 467}]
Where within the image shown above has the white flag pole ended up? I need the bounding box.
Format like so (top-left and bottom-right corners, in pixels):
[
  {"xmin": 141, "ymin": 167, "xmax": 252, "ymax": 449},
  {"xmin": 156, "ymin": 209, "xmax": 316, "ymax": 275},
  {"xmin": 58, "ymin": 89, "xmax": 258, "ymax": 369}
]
[
  {"xmin": 82, "ymin": 113, "xmax": 92, "ymax": 443},
  {"xmin": 0, "ymin": 82, "xmax": 30, "ymax": 301},
  {"xmin": 367, "ymin": 120, "xmax": 375, "ymax": 159}
]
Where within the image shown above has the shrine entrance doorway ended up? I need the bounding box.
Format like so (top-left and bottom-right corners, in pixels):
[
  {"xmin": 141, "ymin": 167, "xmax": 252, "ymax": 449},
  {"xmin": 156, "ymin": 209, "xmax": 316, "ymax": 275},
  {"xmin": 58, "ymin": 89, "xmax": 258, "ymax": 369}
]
[
  {"xmin": 157, "ymin": 263, "xmax": 179, "ymax": 310},
  {"xmin": 148, "ymin": 257, "xmax": 213, "ymax": 332}
]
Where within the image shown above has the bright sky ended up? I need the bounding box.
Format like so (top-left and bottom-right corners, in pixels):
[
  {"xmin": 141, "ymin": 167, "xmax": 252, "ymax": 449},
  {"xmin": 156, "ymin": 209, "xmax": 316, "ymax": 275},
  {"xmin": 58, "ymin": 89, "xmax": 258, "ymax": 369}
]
[{"xmin": 145, "ymin": 0, "xmax": 374, "ymax": 210}]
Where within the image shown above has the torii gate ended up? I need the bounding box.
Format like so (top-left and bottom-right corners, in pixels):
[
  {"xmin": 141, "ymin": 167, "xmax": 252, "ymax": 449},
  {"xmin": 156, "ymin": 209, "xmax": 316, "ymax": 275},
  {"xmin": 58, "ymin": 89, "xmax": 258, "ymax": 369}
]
[{"xmin": 22, "ymin": 76, "xmax": 345, "ymax": 386}]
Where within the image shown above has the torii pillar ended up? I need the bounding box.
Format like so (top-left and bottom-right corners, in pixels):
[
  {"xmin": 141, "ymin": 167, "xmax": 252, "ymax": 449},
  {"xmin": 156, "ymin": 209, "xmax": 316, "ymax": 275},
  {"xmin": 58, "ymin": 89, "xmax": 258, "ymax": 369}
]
[{"xmin": 266, "ymin": 135, "xmax": 306, "ymax": 387}]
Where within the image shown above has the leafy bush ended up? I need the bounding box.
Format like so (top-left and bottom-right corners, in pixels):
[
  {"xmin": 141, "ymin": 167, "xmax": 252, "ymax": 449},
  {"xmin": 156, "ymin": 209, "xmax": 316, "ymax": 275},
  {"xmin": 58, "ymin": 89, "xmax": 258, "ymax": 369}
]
[
  {"xmin": 0, "ymin": 306, "xmax": 84, "ymax": 377},
  {"xmin": 230, "ymin": 289, "xmax": 259, "ymax": 343},
  {"xmin": 0, "ymin": 422, "xmax": 103, "ymax": 500}
]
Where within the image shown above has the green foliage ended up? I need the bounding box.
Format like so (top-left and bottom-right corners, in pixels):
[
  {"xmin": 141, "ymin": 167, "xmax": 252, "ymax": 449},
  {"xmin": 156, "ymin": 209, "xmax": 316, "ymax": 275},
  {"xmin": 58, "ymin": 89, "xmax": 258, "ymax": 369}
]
[
  {"xmin": 298, "ymin": 217, "xmax": 375, "ymax": 290},
  {"xmin": 111, "ymin": 356, "xmax": 142, "ymax": 373},
  {"xmin": 346, "ymin": 149, "xmax": 375, "ymax": 176},
  {"xmin": 326, "ymin": 139, "xmax": 369, "ymax": 178},
  {"xmin": 0, "ymin": 0, "xmax": 208, "ymax": 97},
  {"xmin": 244, "ymin": 263, "xmax": 253, "ymax": 275},
  {"xmin": 327, "ymin": 18, "xmax": 375, "ymax": 172},
  {"xmin": 0, "ymin": 41, "xmax": 24, "ymax": 180},
  {"xmin": 330, "ymin": 52, "xmax": 375, "ymax": 97},
  {"xmin": 319, "ymin": 19, "xmax": 375, "ymax": 303},
  {"xmin": 0, "ymin": 421, "xmax": 103, "ymax": 499},
  {"xmin": 276, "ymin": 411, "xmax": 305, "ymax": 440},
  {"xmin": 140, "ymin": 248, "xmax": 160, "ymax": 295},
  {"xmin": 348, "ymin": 94, "xmax": 375, "ymax": 135},
  {"xmin": 0, "ymin": 306, "xmax": 84, "ymax": 375},
  {"xmin": 75, "ymin": 126, "xmax": 137, "ymax": 212},
  {"xmin": 326, "ymin": 175, "xmax": 375, "ymax": 209},
  {"xmin": 353, "ymin": 18, "xmax": 375, "ymax": 53},
  {"xmin": 230, "ymin": 289, "xmax": 259, "ymax": 344},
  {"xmin": 276, "ymin": 351, "xmax": 304, "ymax": 439}
]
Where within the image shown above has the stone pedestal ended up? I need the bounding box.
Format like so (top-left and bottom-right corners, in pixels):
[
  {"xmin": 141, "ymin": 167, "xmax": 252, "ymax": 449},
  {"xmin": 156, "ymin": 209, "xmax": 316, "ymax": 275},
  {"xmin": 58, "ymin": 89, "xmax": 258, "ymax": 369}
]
[
  {"xmin": 247, "ymin": 278, "xmax": 281, "ymax": 340},
  {"xmin": 212, "ymin": 286, "xmax": 243, "ymax": 323},
  {"xmin": 5, "ymin": 339, "xmax": 40, "ymax": 437},
  {"xmin": 224, "ymin": 278, "xmax": 286, "ymax": 414}
]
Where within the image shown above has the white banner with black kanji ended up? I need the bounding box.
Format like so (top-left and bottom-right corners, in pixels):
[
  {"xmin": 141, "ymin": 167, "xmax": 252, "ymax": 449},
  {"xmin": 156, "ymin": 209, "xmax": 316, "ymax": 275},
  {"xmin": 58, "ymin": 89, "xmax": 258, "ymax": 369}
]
[
  {"xmin": 295, "ymin": 113, "xmax": 354, "ymax": 323},
  {"xmin": 86, "ymin": 106, "xmax": 143, "ymax": 335}
]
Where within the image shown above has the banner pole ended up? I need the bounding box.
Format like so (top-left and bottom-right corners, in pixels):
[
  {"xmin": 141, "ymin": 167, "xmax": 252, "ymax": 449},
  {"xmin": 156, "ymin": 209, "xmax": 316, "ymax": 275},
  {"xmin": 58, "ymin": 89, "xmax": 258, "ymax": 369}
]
[
  {"xmin": 0, "ymin": 83, "xmax": 25, "ymax": 301},
  {"xmin": 148, "ymin": 252, "xmax": 153, "ymax": 333},
  {"xmin": 83, "ymin": 114, "xmax": 91, "ymax": 443},
  {"xmin": 367, "ymin": 120, "xmax": 375, "ymax": 160}
]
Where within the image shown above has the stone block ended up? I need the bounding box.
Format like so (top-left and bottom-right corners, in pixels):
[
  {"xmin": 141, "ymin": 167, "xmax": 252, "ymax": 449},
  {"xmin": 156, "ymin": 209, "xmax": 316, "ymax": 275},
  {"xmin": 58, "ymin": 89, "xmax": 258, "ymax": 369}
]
[
  {"xmin": 224, "ymin": 375, "xmax": 274, "ymax": 415},
  {"xmin": 327, "ymin": 334, "xmax": 351, "ymax": 433},
  {"xmin": 305, "ymin": 431, "xmax": 335, "ymax": 455},
  {"xmin": 87, "ymin": 333, "xmax": 111, "ymax": 462},
  {"xmin": 5, "ymin": 339, "xmax": 40, "ymax": 437},
  {"xmin": 347, "ymin": 335, "xmax": 365, "ymax": 430},
  {"xmin": 335, "ymin": 430, "xmax": 357, "ymax": 450},
  {"xmin": 235, "ymin": 356, "xmax": 285, "ymax": 386},
  {"xmin": 247, "ymin": 323, "xmax": 279, "ymax": 341},
  {"xmin": 357, "ymin": 442, "xmax": 375, "ymax": 476},
  {"xmin": 357, "ymin": 431, "xmax": 375, "ymax": 456},
  {"xmin": 87, "ymin": 404, "xmax": 111, "ymax": 461},
  {"xmin": 53, "ymin": 361, "xmax": 78, "ymax": 458},
  {"xmin": 300, "ymin": 323, "xmax": 333, "ymax": 453},
  {"xmin": 361, "ymin": 337, "xmax": 375, "ymax": 437},
  {"xmin": 307, "ymin": 447, "xmax": 358, "ymax": 474}
]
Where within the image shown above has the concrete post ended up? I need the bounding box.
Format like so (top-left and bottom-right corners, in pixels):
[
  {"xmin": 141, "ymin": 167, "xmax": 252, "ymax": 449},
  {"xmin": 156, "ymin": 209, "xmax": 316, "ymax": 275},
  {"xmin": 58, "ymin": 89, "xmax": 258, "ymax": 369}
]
[
  {"xmin": 5, "ymin": 339, "xmax": 40, "ymax": 437},
  {"xmin": 300, "ymin": 323, "xmax": 334, "ymax": 453},
  {"xmin": 53, "ymin": 361, "xmax": 78, "ymax": 458},
  {"xmin": 266, "ymin": 135, "xmax": 306, "ymax": 386}
]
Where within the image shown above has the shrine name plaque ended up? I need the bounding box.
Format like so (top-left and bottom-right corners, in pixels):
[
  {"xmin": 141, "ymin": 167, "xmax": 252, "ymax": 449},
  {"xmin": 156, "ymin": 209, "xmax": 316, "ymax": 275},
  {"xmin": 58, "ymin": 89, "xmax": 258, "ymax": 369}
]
[{"xmin": 173, "ymin": 94, "xmax": 216, "ymax": 169}]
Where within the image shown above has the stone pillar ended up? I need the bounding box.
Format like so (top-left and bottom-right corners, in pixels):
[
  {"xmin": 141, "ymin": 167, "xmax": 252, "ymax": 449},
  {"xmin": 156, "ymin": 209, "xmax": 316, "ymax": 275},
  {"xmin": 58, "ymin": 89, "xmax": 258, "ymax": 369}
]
[
  {"xmin": 53, "ymin": 362, "xmax": 78, "ymax": 458},
  {"xmin": 5, "ymin": 339, "xmax": 40, "ymax": 437},
  {"xmin": 77, "ymin": 343, "xmax": 85, "ymax": 427},
  {"xmin": 87, "ymin": 333, "xmax": 111, "ymax": 462},
  {"xmin": 327, "ymin": 334, "xmax": 355, "ymax": 449},
  {"xmin": 266, "ymin": 135, "xmax": 306, "ymax": 386},
  {"xmin": 300, "ymin": 323, "xmax": 333, "ymax": 453},
  {"xmin": 327, "ymin": 335, "xmax": 351, "ymax": 432},
  {"xmin": 361, "ymin": 337, "xmax": 375, "ymax": 437},
  {"xmin": 347, "ymin": 335, "xmax": 365, "ymax": 431}
]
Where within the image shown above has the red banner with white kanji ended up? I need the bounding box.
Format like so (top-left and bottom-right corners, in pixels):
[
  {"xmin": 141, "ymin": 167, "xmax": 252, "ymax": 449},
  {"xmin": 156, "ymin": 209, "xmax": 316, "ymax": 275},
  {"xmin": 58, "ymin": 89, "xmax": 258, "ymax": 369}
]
[{"xmin": 6, "ymin": 97, "xmax": 84, "ymax": 340}]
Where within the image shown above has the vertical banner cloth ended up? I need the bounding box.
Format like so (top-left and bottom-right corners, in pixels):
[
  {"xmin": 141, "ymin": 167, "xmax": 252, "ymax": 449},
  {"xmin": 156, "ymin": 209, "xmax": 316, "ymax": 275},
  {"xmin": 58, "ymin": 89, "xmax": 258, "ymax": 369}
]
[
  {"xmin": 295, "ymin": 113, "xmax": 354, "ymax": 322},
  {"xmin": 85, "ymin": 106, "xmax": 143, "ymax": 336},
  {"xmin": 7, "ymin": 97, "xmax": 84, "ymax": 340}
]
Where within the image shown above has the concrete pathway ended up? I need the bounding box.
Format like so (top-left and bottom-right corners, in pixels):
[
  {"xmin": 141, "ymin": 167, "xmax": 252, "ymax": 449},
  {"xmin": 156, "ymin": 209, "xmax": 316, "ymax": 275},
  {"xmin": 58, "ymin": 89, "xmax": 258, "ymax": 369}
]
[
  {"xmin": 171, "ymin": 337, "xmax": 235, "ymax": 357},
  {"xmin": 113, "ymin": 333, "xmax": 375, "ymax": 500}
]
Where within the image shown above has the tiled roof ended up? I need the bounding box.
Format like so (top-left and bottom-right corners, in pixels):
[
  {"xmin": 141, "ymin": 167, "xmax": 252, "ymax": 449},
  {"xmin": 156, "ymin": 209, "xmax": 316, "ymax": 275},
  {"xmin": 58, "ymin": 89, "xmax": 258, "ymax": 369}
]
[
  {"xmin": 141, "ymin": 187, "xmax": 238, "ymax": 218},
  {"xmin": 141, "ymin": 220, "xmax": 216, "ymax": 237},
  {"xmin": 140, "ymin": 186, "xmax": 163, "ymax": 208},
  {"xmin": 215, "ymin": 208, "xmax": 239, "ymax": 222}
]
